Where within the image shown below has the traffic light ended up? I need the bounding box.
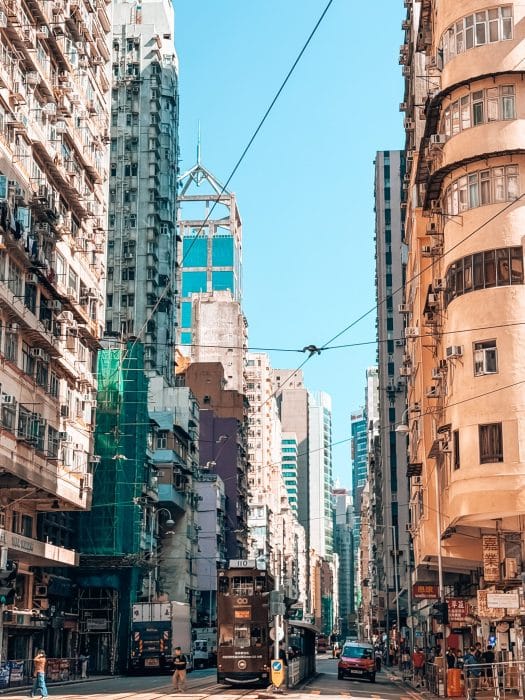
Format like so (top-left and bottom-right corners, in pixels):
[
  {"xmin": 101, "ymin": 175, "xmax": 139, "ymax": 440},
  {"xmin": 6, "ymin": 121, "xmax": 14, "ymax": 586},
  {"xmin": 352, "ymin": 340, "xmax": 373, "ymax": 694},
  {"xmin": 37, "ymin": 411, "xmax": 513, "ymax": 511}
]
[
  {"xmin": 269, "ymin": 590, "xmax": 286, "ymax": 616},
  {"xmin": 0, "ymin": 560, "xmax": 17, "ymax": 605},
  {"xmin": 431, "ymin": 601, "xmax": 449, "ymax": 625}
]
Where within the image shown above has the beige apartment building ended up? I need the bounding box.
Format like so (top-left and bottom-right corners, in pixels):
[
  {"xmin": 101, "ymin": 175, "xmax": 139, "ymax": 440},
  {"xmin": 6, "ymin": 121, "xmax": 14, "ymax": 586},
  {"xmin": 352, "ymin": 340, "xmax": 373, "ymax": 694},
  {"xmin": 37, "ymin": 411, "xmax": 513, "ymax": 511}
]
[
  {"xmin": 0, "ymin": 0, "xmax": 110, "ymax": 658},
  {"xmin": 402, "ymin": 0, "xmax": 525, "ymax": 652}
]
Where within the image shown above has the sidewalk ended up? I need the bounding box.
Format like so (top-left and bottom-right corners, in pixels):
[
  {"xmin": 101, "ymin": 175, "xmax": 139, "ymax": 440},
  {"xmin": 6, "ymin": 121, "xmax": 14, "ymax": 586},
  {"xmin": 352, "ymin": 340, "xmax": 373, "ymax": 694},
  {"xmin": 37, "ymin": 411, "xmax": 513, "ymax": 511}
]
[
  {"xmin": 388, "ymin": 666, "xmax": 432, "ymax": 696},
  {"xmin": 0, "ymin": 675, "xmax": 118, "ymax": 695}
]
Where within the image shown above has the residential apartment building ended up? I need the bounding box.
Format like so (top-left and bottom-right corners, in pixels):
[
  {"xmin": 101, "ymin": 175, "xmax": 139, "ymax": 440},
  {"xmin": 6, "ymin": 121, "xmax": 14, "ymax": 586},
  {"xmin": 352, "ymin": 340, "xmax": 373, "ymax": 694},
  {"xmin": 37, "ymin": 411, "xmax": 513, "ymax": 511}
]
[
  {"xmin": 0, "ymin": 0, "xmax": 111, "ymax": 660},
  {"xmin": 373, "ymin": 150, "xmax": 411, "ymax": 636},
  {"xmin": 401, "ymin": 0, "xmax": 525, "ymax": 650},
  {"xmin": 105, "ymin": 0, "xmax": 179, "ymax": 381},
  {"xmin": 245, "ymin": 352, "xmax": 282, "ymax": 569}
]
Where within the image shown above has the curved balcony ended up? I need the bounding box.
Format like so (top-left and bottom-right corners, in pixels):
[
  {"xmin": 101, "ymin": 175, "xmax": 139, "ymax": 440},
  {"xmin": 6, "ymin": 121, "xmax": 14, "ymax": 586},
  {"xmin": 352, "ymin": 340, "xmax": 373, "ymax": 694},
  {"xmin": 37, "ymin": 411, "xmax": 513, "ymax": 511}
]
[
  {"xmin": 435, "ymin": 3, "xmax": 525, "ymax": 93},
  {"xmin": 441, "ymin": 286, "xmax": 525, "ymax": 525}
]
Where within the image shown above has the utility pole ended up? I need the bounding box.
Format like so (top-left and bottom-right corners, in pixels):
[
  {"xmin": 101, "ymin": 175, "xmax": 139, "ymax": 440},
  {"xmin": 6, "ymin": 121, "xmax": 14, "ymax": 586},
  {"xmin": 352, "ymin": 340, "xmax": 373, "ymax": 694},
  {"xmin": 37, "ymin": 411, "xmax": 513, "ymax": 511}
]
[{"xmin": 392, "ymin": 525, "xmax": 401, "ymax": 665}]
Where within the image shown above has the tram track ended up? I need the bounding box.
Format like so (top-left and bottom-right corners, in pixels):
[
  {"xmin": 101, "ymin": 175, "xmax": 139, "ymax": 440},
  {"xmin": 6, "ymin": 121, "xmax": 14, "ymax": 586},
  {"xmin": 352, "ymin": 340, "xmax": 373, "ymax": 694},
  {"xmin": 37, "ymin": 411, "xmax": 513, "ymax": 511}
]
[{"xmin": 53, "ymin": 677, "xmax": 265, "ymax": 700}]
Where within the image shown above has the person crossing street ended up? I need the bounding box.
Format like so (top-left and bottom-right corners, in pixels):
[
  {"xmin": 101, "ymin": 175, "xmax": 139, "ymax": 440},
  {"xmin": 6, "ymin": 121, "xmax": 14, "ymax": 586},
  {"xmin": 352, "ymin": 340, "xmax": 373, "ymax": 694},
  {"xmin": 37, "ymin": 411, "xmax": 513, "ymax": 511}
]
[{"xmin": 172, "ymin": 647, "xmax": 188, "ymax": 693}]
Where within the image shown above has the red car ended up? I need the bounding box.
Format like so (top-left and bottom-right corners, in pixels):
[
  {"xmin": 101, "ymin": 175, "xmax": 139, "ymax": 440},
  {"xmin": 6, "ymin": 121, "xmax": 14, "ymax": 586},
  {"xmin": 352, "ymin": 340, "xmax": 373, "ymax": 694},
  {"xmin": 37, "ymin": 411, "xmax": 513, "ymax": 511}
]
[{"xmin": 337, "ymin": 642, "xmax": 376, "ymax": 683}]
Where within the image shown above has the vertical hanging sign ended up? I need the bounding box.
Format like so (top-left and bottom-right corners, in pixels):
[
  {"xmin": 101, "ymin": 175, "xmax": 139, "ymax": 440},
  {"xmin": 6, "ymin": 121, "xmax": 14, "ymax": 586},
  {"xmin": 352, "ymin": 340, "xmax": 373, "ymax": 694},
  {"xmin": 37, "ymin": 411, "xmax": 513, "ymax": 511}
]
[{"xmin": 482, "ymin": 535, "xmax": 500, "ymax": 582}]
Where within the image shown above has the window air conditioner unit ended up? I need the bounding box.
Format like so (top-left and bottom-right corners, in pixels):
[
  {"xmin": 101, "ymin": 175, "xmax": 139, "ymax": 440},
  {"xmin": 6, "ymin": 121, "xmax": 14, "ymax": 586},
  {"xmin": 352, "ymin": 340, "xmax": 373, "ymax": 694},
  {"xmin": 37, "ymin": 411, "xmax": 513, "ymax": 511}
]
[
  {"xmin": 398, "ymin": 303, "xmax": 410, "ymax": 314},
  {"xmin": 504, "ymin": 557, "xmax": 520, "ymax": 580},
  {"xmin": 399, "ymin": 102, "xmax": 407, "ymax": 112},
  {"xmin": 31, "ymin": 348, "xmax": 48, "ymax": 360},
  {"xmin": 430, "ymin": 200, "xmax": 442, "ymax": 214},
  {"xmin": 395, "ymin": 339, "xmax": 405, "ymax": 347},
  {"xmin": 430, "ymin": 133, "xmax": 447, "ymax": 147},
  {"xmin": 404, "ymin": 118, "xmax": 415, "ymax": 130},
  {"xmin": 438, "ymin": 439, "xmax": 451, "ymax": 453},
  {"xmin": 59, "ymin": 311, "xmax": 74, "ymax": 323},
  {"xmin": 421, "ymin": 245, "xmax": 432, "ymax": 256},
  {"xmin": 0, "ymin": 11, "xmax": 7, "ymax": 27},
  {"xmin": 26, "ymin": 273, "xmax": 38, "ymax": 284},
  {"xmin": 426, "ymin": 385, "xmax": 439, "ymax": 398},
  {"xmin": 58, "ymin": 431, "xmax": 71, "ymax": 442},
  {"xmin": 428, "ymin": 293, "xmax": 440, "ymax": 306},
  {"xmin": 431, "ymin": 367, "xmax": 442, "ymax": 380},
  {"xmin": 446, "ymin": 345, "xmax": 463, "ymax": 359},
  {"xmin": 427, "ymin": 222, "xmax": 442, "ymax": 235},
  {"xmin": 400, "ymin": 366, "xmax": 411, "ymax": 377},
  {"xmin": 1, "ymin": 395, "xmax": 16, "ymax": 405},
  {"xmin": 405, "ymin": 327, "xmax": 419, "ymax": 338},
  {"xmin": 433, "ymin": 278, "xmax": 445, "ymax": 291}
]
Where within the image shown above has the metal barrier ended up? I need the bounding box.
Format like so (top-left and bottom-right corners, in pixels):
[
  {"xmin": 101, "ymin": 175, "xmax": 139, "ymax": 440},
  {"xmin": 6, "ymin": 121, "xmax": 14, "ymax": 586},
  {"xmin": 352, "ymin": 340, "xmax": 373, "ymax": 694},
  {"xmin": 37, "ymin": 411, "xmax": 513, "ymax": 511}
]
[
  {"xmin": 426, "ymin": 660, "xmax": 525, "ymax": 699},
  {"xmin": 0, "ymin": 658, "xmax": 85, "ymax": 690}
]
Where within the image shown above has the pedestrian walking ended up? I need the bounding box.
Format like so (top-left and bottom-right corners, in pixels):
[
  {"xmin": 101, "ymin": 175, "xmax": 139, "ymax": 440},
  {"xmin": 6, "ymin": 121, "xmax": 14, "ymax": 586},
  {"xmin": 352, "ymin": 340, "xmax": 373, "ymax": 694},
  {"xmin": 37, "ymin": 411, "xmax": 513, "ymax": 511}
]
[
  {"xmin": 30, "ymin": 649, "xmax": 48, "ymax": 698},
  {"xmin": 79, "ymin": 652, "xmax": 89, "ymax": 679},
  {"xmin": 446, "ymin": 648, "xmax": 456, "ymax": 669},
  {"xmin": 481, "ymin": 644, "xmax": 495, "ymax": 688},
  {"xmin": 172, "ymin": 647, "xmax": 188, "ymax": 692},
  {"xmin": 464, "ymin": 646, "xmax": 482, "ymax": 699},
  {"xmin": 412, "ymin": 647, "xmax": 426, "ymax": 688}
]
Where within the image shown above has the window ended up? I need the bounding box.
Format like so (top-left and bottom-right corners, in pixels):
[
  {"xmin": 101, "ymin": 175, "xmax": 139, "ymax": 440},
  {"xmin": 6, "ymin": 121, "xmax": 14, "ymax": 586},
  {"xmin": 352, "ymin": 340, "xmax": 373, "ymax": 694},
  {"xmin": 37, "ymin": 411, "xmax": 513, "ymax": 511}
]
[
  {"xmin": 445, "ymin": 165, "xmax": 519, "ymax": 216},
  {"xmin": 446, "ymin": 247, "xmax": 523, "ymax": 305},
  {"xmin": 479, "ymin": 422, "xmax": 503, "ymax": 463},
  {"xmin": 453, "ymin": 429, "xmax": 460, "ymax": 470},
  {"xmin": 182, "ymin": 271, "xmax": 207, "ymax": 296},
  {"xmin": 441, "ymin": 6, "xmax": 513, "ymax": 65},
  {"xmin": 156, "ymin": 431, "xmax": 168, "ymax": 449},
  {"xmin": 182, "ymin": 237, "xmax": 207, "ymax": 267},
  {"xmin": 442, "ymin": 85, "xmax": 515, "ymax": 137},
  {"xmin": 474, "ymin": 340, "xmax": 498, "ymax": 376}
]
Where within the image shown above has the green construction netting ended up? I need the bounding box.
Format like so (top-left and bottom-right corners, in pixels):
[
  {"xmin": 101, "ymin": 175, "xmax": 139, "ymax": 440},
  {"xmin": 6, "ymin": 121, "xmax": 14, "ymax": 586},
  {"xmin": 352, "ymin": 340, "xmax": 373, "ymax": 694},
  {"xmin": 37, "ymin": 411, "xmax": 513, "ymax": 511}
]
[{"xmin": 78, "ymin": 342, "xmax": 149, "ymax": 556}]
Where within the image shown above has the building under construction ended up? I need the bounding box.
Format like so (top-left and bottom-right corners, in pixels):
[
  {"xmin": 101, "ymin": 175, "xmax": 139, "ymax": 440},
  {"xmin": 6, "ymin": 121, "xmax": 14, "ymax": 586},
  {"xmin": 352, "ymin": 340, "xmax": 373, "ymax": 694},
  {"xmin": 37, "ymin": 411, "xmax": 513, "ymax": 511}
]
[{"xmin": 77, "ymin": 341, "xmax": 153, "ymax": 673}]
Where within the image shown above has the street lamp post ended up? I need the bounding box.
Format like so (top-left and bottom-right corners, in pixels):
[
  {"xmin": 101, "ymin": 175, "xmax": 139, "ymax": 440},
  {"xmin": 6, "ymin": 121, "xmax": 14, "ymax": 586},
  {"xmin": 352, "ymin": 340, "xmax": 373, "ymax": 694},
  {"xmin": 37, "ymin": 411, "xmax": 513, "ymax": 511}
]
[
  {"xmin": 148, "ymin": 507, "xmax": 175, "ymax": 601},
  {"xmin": 391, "ymin": 525, "xmax": 401, "ymax": 663}
]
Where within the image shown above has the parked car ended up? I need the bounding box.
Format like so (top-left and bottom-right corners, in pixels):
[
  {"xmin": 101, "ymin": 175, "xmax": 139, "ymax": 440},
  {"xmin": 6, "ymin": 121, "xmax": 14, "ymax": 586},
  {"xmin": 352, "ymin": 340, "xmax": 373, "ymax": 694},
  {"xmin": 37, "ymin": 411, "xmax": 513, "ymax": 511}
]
[{"xmin": 337, "ymin": 641, "xmax": 376, "ymax": 683}]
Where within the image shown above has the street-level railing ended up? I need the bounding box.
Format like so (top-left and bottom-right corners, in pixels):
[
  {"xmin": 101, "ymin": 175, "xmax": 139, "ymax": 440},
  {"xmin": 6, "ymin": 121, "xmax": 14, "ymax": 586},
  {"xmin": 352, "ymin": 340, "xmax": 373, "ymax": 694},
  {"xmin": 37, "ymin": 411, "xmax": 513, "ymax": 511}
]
[
  {"xmin": 426, "ymin": 660, "xmax": 525, "ymax": 699},
  {"xmin": 0, "ymin": 658, "xmax": 86, "ymax": 689}
]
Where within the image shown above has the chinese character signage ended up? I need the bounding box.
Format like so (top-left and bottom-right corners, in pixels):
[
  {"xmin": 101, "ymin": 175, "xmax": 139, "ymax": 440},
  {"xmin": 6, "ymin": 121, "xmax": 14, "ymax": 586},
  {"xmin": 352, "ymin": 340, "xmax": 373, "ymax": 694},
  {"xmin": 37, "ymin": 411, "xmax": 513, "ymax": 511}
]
[
  {"xmin": 487, "ymin": 592, "xmax": 519, "ymax": 609},
  {"xmin": 477, "ymin": 589, "xmax": 505, "ymax": 619},
  {"xmin": 482, "ymin": 535, "xmax": 500, "ymax": 582},
  {"xmin": 413, "ymin": 583, "xmax": 439, "ymax": 599},
  {"xmin": 446, "ymin": 598, "xmax": 469, "ymax": 623}
]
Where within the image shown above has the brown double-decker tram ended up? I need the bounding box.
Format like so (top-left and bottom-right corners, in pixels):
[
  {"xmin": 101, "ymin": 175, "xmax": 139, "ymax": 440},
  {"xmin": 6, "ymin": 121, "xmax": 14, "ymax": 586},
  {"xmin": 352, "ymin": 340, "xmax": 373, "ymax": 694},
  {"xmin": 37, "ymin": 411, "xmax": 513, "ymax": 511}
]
[{"xmin": 217, "ymin": 560, "xmax": 274, "ymax": 686}]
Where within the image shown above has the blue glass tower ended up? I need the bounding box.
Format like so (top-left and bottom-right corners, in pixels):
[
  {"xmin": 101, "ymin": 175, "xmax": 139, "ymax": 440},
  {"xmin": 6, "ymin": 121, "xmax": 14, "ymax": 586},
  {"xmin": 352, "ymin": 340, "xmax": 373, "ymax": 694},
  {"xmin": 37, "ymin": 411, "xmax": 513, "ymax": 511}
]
[
  {"xmin": 350, "ymin": 409, "xmax": 367, "ymax": 608},
  {"xmin": 176, "ymin": 156, "xmax": 242, "ymax": 347}
]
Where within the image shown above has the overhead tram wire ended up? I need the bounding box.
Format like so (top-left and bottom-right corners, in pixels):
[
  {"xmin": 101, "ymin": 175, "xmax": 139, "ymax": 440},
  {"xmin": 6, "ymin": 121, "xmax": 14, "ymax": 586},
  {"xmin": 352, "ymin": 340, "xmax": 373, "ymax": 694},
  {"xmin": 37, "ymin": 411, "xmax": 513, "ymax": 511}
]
[
  {"xmin": 319, "ymin": 193, "xmax": 525, "ymax": 351},
  {"xmin": 123, "ymin": 0, "xmax": 336, "ymax": 365}
]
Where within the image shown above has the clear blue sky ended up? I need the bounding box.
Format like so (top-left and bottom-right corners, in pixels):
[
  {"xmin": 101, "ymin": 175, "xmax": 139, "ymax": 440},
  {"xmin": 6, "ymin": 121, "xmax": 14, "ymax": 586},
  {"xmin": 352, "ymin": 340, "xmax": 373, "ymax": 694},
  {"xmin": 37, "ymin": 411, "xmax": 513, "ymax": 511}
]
[{"xmin": 175, "ymin": 0, "xmax": 405, "ymax": 487}]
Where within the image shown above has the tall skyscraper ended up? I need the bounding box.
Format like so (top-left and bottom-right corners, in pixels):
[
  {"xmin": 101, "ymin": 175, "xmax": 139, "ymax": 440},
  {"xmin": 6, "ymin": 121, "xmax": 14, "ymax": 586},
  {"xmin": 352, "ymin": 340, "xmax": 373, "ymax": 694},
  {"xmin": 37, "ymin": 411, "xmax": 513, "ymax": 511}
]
[
  {"xmin": 333, "ymin": 488, "xmax": 355, "ymax": 637},
  {"xmin": 308, "ymin": 391, "xmax": 334, "ymax": 558},
  {"xmin": 273, "ymin": 370, "xmax": 310, "ymax": 537},
  {"xmin": 350, "ymin": 408, "xmax": 367, "ymax": 608},
  {"xmin": 105, "ymin": 0, "xmax": 179, "ymax": 381},
  {"xmin": 281, "ymin": 432, "xmax": 299, "ymax": 514},
  {"xmin": 373, "ymin": 150, "xmax": 410, "ymax": 634},
  {"xmin": 0, "ymin": 0, "xmax": 111, "ymax": 659},
  {"xmin": 177, "ymin": 160, "xmax": 242, "ymax": 348}
]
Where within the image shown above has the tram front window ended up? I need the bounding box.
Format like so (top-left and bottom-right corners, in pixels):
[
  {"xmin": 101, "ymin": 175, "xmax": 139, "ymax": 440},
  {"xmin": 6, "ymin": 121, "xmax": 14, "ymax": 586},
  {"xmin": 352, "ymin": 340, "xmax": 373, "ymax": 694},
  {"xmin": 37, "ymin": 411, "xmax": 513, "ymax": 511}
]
[
  {"xmin": 251, "ymin": 625, "xmax": 265, "ymax": 647},
  {"xmin": 219, "ymin": 625, "xmax": 233, "ymax": 646},
  {"xmin": 231, "ymin": 576, "xmax": 254, "ymax": 596},
  {"xmin": 234, "ymin": 625, "xmax": 250, "ymax": 648}
]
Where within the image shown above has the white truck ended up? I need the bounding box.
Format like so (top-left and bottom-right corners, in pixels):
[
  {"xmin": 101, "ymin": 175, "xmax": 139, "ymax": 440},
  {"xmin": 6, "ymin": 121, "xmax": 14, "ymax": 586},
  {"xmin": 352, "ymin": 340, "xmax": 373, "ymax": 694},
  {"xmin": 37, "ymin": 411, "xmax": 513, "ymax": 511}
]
[
  {"xmin": 192, "ymin": 627, "xmax": 217, "ymax": 668},
  {"xmin": 129, "ymin": 601, "xmax": 193, "ymax": 674}
]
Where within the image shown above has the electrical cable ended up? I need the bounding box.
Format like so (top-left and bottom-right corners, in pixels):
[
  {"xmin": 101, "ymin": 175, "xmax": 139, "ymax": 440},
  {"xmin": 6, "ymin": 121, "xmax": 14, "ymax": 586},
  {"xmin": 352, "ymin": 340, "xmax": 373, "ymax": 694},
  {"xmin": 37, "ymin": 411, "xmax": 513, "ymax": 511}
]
[
  {"xmin": 320, "ymin": 193, "xmax": 525, "ymax": 350},
  {"xmin": 124, "ymin": 0, "xmax": 335, "ymax": 364}
]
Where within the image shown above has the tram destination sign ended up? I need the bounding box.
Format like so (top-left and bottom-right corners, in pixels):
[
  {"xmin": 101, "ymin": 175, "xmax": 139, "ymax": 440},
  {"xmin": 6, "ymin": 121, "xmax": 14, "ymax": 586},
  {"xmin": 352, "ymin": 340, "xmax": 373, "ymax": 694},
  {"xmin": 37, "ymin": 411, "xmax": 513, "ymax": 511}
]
[{"xmin": 229, "ymin": 559, "xmax": 256, "ymax": 569}]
